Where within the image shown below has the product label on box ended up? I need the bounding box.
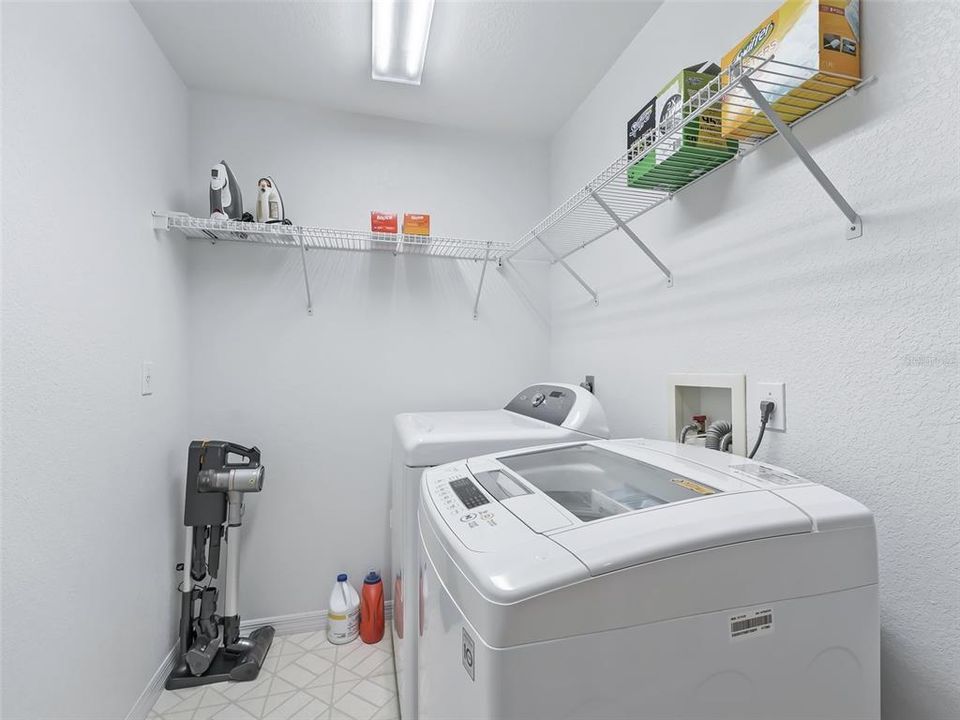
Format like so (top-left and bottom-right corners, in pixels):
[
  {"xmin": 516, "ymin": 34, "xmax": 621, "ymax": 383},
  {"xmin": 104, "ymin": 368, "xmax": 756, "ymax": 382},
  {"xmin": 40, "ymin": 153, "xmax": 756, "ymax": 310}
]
[
  {"xmin": 403, "ymin": 213, "xmax": 430, "ymax": 236},
  {"xmin": 721, "ymin": 0, "xmax": 860, "ymax": 139},
  {"xmin": 627, "ymin": 98, "xmax": 656, "ymax": 149},
  {"xmin": 371, "ymin": 211, "xmax": 398, "ymax": 233}
]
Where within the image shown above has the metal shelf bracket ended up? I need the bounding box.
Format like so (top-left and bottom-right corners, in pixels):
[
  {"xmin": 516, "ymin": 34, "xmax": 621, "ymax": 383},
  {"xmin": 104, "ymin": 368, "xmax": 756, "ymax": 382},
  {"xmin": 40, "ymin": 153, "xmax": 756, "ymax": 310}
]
[
  {"xmin": 473, "ymin": 243, "xmax": 492, "ymax": 320},
  {"xmin": 297, "ymin": 232, "xmax": 314, "ymax": 316},
  {"xmin": 590, "ymin": 192, "xmax": 673, "ymax": 287},
  {"xmin": 535, "ymin": 235, "xmax": 599, "ymax": 305},
  {"xmin": 740, "ymin": 76, "xmax": 863, "ymax": 239},
  {"xmin": 152, "ymin": 211, "xmax": 170, "ymax": 231}
]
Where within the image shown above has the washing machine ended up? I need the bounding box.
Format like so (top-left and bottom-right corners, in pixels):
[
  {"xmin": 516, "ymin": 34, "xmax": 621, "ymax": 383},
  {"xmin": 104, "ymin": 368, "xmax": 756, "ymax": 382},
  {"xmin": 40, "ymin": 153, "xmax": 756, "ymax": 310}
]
[
  {"xmin": 390, "ymin": 383, "xmax": 609, "ymax": 720},
  {"xmin": 418, "ymin": 439, "xmax": 879, "ymax": 720}
]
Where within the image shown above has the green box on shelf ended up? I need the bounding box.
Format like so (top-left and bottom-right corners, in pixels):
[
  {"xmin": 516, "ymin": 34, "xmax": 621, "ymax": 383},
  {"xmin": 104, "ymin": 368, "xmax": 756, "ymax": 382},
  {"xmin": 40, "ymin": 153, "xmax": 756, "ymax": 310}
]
[{"xmin": 628, "ymin": 62, "xmax": 738, "ymax": 192}]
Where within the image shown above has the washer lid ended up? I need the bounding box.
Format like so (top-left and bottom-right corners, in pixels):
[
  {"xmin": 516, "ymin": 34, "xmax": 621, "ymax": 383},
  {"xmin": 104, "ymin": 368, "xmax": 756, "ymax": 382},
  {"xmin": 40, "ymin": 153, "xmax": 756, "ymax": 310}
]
[
  {"xmin": 485, "ymin": 442, "xmax": 812, "ymax": 576},
  {"xmin": 549, "ymin": 491, "xmax": 811, "ymax": 576}
]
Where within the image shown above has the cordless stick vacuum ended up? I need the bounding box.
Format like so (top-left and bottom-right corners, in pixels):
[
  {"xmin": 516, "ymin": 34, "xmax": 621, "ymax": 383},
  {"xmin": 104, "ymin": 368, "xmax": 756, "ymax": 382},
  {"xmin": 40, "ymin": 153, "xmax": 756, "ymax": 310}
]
[{"xmin": 165, "ymin": 441, "xmax": 275, "ymax": 690}]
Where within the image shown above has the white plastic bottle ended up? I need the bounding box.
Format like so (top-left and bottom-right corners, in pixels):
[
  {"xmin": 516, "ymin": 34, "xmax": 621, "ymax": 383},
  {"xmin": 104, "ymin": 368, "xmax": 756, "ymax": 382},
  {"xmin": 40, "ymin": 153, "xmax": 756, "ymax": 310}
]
[{"xmin": 327, "ymin": 573, "xmax": 360, "ymax": 645}]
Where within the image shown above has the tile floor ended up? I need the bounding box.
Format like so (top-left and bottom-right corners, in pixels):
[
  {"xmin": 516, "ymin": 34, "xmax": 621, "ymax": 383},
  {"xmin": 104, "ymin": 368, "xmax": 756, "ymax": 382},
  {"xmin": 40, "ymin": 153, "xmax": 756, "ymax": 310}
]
[{"xmin": 149, "ymin": 631, "xmax": 398, "ymax": 720}]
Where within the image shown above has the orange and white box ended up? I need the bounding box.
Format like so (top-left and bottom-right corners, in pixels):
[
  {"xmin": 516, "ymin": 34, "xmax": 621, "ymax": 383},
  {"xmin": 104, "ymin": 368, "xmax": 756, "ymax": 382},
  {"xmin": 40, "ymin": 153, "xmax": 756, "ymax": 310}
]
[{"xmin": 402, "ymin": 213, "xmax": 430, "ymax": 236}]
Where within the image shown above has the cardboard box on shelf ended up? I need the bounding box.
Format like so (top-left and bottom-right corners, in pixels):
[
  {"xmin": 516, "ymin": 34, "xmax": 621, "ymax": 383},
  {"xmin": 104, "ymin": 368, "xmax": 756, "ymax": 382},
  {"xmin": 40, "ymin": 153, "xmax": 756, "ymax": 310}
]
[
  {"xmin": 626, "ymin": 97, "xmax": 656, "ymax": 150},
  {"xmin": 402, "ymin": 213, "xmax": 430, "ymax": 236},
  {"xmin": 627, "ymin": 62, "xmax": 738, "ymax": 192},
  {"xmin": 720, "ymin": 0, "xmax": 861, "ymax": 140},
  {"xmin": 371, "ymin": 211, "xmax": 398, "ymax": 233}
]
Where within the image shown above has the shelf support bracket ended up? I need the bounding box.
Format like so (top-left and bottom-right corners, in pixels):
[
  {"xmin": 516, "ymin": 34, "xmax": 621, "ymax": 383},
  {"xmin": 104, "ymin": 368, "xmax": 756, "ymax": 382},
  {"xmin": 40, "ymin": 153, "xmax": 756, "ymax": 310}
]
[
  {"xmin": 590, "ymin": 192, "xmax": 673, "ymax": 287},
  {"xmin": 535, "ymin": 235, "xmax": 599, "ymax": 305},
  {"xmin": 297, "ymin": 232, "xmax": 314, "ymax": 316},
  {"xmin": 473, "ymin": 244, "xmax": 492, "ymax": 320},
  {"xmin": 740, "ymin": 76, "xmax": 863, "ymax": 239}
]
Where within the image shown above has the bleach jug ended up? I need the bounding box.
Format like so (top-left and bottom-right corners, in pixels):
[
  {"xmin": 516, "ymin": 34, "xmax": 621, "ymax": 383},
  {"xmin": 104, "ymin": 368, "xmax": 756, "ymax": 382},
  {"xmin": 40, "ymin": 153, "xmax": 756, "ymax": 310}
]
[
  {"xmin": 327, "ymin": 573, "xmax": 360, "ymax": 645},
  {"xmin": 360, "ymin": 570, "xmax": 385, "ymax": 644}
]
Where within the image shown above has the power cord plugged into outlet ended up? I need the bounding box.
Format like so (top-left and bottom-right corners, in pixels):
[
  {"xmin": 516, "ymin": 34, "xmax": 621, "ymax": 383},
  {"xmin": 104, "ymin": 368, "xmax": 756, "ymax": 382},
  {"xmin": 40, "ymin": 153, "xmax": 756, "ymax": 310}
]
[{"xmin": 748, "ymin": 400, "xmax": 776, "ymax": 459}]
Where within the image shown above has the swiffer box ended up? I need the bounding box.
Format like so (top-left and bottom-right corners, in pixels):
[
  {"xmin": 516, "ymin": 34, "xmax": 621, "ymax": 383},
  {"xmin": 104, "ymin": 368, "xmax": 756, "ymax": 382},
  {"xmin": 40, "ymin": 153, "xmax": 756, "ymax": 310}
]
[
  {"xmin": 627, "ymin": 63, "xmax": 738, "ymax": 192},
  {"xmin": 371, "ymin": 211, "xmax": 398, "ymax": 233},
  {"xmin": 721, "ymin": 0, "xmax": 861, "ymax": 139},
  {"xmin": 402, "ymin": 213, "xmax": 430, "ymax": 236}
]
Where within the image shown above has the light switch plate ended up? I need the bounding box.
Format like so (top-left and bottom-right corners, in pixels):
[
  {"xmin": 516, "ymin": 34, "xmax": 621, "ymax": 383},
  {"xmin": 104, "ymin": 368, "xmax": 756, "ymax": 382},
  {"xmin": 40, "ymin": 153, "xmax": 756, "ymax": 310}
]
[
  {"xmin": 757, "ymin": 382, "xmax": 785, "ymax": 431},
  {"xmin": 141, "ymin": 361, "xmax": 155, "ymax": 396}
]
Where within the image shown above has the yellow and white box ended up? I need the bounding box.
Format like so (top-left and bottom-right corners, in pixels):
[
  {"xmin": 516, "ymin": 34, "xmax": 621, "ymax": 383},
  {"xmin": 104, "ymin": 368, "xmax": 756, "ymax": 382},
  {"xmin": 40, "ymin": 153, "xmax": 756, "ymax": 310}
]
[{"xmin": 721, "ymin": 0, "xmax": 861, "ymax": 140}]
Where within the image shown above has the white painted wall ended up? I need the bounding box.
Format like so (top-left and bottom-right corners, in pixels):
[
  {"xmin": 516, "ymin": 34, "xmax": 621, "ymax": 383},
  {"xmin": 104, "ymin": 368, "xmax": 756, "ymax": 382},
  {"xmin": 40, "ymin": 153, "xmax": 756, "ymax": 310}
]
[
  {"xmin": 184, "ymin": 92, "xmax": 551, "ymax": 618},
  {"xmin": 546, "ymin": 2, "xmax": 960, "ymax": 718},
  {"xmin": 1, "ymin": 2, "xmax": 190, "ymax": 718}
]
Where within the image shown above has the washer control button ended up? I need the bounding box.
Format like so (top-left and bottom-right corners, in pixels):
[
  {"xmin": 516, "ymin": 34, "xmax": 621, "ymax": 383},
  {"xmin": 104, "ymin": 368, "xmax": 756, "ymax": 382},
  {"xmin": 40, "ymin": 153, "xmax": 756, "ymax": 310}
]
[
  {"xmin": 531, "ymin": 392, "xmax": 546, "ymax": 407},
  {"xmin": 460, "ymin": 513, "xmax": 477, "ymax": 523}
]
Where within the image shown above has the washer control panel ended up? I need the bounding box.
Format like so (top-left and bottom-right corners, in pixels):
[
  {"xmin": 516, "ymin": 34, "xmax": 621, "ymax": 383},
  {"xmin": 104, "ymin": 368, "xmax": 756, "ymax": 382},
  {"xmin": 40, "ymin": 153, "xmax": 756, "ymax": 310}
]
[
  {"xmin": 425, "ymin": 463, "xmax": 531, "ymax": 551},
  {"xmin": 449, "ymin": 477, "xmax": 489, "ymax": 509}
]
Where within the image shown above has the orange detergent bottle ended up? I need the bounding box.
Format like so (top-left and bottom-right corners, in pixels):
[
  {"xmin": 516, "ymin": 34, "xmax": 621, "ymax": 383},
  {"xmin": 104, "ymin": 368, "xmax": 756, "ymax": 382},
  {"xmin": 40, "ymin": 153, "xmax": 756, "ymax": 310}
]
[{"xmin": 360, "ymin": 570, "xmax": 385, "ymax": 644}]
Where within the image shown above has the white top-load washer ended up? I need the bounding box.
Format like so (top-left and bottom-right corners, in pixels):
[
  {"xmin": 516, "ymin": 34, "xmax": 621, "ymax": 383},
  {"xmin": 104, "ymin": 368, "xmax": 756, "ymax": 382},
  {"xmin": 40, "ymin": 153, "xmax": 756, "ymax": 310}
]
[
  {"xmin": 390, "ymin": 383, "xmax": 608, "ymax": 720},
  {"xmin": 418, "ymin": 439, "xmax": 879, "ymax": 720}
]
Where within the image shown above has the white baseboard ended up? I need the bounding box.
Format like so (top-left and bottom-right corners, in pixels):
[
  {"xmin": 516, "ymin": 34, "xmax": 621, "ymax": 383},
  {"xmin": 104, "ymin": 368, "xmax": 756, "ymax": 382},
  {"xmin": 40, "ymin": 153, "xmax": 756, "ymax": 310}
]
[
  {"xmin": 127, "ymin": 602, "xmax": 393, "ymax": 720},
  {"xmin": 125, "ymin": 642, "xmax": 178, "ymax": 720},
  {"xmin": 241, "ymin": 600, "xmax": 394, "ymax": 635}
]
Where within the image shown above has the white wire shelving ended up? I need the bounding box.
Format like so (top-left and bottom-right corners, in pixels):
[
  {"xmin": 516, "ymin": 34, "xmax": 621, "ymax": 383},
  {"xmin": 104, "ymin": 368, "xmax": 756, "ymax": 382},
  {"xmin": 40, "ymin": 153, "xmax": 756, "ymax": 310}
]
[
  {"xmin": 505, "ymin": 55, "xmax": 872, "ymax": 300},
  {"xmin": 152, "ymin": 212, "xmax": 509, "ymax": 318},
  {"xmin": 155, "ymin": 56, "xmax": 871, "ymax": 317}
]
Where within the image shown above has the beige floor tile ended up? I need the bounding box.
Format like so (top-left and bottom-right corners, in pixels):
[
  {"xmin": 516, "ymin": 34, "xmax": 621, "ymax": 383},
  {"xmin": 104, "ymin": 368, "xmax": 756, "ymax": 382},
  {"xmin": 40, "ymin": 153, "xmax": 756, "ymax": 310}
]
[
  {"xmin": 368, "ymin": 675, "xmax": 396, "ymax": 693},
  {"xmin": 161, "ymin": 711, "xmax": 196, "ymax": 720},
  {"xmin": 276, "ymin": 661, "xmax": 320, "ymax": 689},
  {"xmin": 350, "ymin": 650, "xmax": 391, "ymax": 678},
  {"xmin": 288, "ymin": 697, "xmax": 329, "ymax": 720},
  {"xmin": 153, "ymin": 625, "xmax": 397, "ymax": 720},
  {"xmin": 371, "ymin": 699, "xmax": 399, "ymax": 720},
  {"xmin": 331, "ymin": 680, "xmax": 361, "ymax": 704},
  {"xmin": 234, "ymin": 694, "xmax": 266, "ymax": 718},
  {"xmin": 331, "ymin": 691, "xmax": 379, "ymax": 720},
  {"xmin": 153, "ymin": 691, "xmax": 186, "ymax": 714},
  {"xmin": 211, "ymin": 704, "xmax": 259, "ymax": 720},
  {"xmin": 221, "ymin": 673, "xmax": 273, "ymax": 701},
  {"xmin": 295, "ymin": 651, "xmax": 334, "ymax": 677},
  {"xmin": 193, "ymin": 702, "xmax": 230, "ymax": 720},
  {"xmin": 349, "ymin": 680, "xmax": 394, "ymax": 708},
  {"xmin": 267, "ymin": 690, "xmax": 315, "ymax": 720}
]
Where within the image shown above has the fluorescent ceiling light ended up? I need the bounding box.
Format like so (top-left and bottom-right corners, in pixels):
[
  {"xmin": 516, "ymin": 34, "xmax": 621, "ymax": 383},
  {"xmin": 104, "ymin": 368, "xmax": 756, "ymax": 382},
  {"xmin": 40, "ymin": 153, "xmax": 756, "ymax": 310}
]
[{"xmin": 372, "ymin": 0, "xmax": 435, "ymax": 85}]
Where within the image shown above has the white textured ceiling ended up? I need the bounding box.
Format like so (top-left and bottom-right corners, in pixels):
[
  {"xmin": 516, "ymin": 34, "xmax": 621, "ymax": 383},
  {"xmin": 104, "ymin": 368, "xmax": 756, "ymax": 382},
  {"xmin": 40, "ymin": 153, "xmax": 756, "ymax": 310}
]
[{"xmin": 133, "ymin": 0, "xmax": 662, "ymax": 137}]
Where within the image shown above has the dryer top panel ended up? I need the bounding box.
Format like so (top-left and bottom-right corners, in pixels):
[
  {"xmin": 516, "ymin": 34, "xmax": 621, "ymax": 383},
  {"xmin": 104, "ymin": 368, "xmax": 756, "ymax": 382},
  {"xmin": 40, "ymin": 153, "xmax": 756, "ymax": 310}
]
[{"xmin": 394, "ymin": 383, "xmax": 609, "ymax": 467}]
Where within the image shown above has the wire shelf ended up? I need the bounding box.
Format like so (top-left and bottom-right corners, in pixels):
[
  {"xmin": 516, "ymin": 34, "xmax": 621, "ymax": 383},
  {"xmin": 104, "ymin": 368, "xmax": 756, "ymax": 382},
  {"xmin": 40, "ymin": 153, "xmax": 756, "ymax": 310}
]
[
  {"xmin": 507, "ymin": 56, "xmax": 867, "ymax": 266},
  {"xmin": 153, "ymin": 212, "xmax": 509, "ymax": 261}
]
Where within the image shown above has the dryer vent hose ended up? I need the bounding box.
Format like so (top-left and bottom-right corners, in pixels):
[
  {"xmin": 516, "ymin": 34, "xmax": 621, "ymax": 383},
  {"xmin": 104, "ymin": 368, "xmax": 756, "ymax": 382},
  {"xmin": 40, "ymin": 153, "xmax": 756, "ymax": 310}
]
[
  {"xmin": 678, "ymin": 424, "xmax": 699, "ymax": 444},
  {"xmin": 719, "ymin": 432, "xmax": 733, "ymax": 453},
  {"xmin": 704, "ymin": 420, "xmax": 732, "ymax": 451}
]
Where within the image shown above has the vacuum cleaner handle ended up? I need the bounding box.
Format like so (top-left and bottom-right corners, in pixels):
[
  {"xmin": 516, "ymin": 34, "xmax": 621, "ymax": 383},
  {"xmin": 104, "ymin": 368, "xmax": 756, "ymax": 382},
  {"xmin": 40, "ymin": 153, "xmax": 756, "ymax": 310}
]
[{"xmin": 221, "ymin": 442, "xmax": 260, "ymax": 469}]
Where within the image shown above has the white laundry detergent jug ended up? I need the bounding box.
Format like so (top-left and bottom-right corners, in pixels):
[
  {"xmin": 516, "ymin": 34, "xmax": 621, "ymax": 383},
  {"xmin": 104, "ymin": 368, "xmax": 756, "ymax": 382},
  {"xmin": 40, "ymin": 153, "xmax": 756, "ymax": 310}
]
[{"xmin": 327, "ymin": 573, "xmax": 360, "ymax": 644}]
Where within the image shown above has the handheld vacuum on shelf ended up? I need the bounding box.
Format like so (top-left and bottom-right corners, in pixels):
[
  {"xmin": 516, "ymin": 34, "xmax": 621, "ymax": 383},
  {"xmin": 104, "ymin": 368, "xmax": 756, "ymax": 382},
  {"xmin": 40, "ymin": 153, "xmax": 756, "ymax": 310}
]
[{"xmin": 165, "ymin": 441, "xmax": 275, "ymax": 690}]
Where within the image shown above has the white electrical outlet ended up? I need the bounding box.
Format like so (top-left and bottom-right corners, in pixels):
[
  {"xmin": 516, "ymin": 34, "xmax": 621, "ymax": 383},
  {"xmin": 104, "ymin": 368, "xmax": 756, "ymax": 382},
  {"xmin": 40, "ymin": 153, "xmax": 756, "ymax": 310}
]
[
  {"xmin": 141, "ymin": 361, "xmax": 155, "ymax": 396},
  {"xmin": 757, "ymin": 382, "xmax": 785, "ymax": 431}
]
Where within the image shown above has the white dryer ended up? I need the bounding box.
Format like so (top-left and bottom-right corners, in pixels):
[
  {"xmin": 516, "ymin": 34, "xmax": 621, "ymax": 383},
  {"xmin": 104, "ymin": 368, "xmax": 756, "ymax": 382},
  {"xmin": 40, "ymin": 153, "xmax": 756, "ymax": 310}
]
[
  {"xmin": 390, "ymin": 384, "xmax": 609, "ymax": 720},
  {"xmin": 418, "ymin": 439, "xmax": 879, "ymax": 720}
]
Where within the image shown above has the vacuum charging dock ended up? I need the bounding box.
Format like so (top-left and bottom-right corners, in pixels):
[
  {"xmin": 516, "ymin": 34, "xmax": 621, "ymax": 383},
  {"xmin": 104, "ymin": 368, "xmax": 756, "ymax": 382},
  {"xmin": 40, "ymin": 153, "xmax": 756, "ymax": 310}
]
[
  {"xmin": 166, "ymin": 441, "xmax": 275, "ymax": 691},
  {"xmin": 166, "ymin": 625, "xmax": 275, "ymax": 690}
]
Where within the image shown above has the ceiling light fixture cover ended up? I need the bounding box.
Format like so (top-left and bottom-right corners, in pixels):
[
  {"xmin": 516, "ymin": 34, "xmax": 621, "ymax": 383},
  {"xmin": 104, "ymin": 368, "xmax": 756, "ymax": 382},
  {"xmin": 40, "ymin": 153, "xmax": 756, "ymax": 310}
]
[{"xmin": 372, "ymin": 0, "xmax": 435, "ymax": 85}]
